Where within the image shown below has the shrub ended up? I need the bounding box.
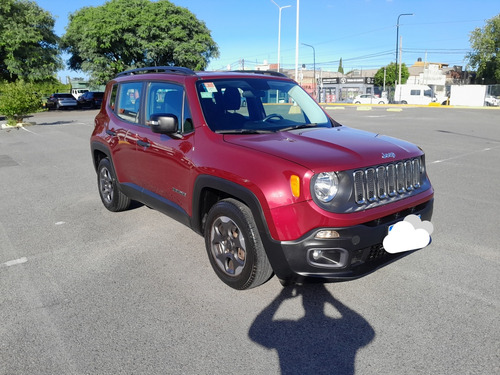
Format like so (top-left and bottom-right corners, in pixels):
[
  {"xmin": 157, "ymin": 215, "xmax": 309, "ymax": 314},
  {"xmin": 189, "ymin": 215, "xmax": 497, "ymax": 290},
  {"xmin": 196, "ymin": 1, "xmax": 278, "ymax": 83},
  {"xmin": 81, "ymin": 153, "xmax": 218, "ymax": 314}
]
[{"xmin": 0, "ymin": 81, "xmax": 43, "ymax": 125}]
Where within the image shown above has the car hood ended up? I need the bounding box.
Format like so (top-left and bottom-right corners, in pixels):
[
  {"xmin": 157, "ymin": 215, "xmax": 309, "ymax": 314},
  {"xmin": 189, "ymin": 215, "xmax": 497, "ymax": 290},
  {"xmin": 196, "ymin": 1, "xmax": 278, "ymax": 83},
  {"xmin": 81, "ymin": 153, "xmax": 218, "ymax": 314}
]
[{"xmin": 223, "ymin": 126, "xmax": 422, "ymax": 172}]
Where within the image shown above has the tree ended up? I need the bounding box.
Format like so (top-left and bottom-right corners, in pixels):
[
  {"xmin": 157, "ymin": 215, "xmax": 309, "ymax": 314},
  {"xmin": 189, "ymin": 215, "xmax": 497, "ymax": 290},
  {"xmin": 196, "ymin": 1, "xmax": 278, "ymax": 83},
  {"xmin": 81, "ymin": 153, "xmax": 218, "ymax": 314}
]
[
  {"xmin": 374, "ymin": 62, "xmax": 409, "ymax": 87},
  {"xmin": 0, "ymin": 0, "xmax": 62, "ymax": 82},
  {"xmin": 61, "ymin": 0, "xmax": 219, "ymax": 84},
  {"xmin": 338, "ymin": 58, "xmax": 344, "ymax": 74},
  {"xmin": 0, "ymin": 81, "xmax": 42, "ymax": 125},
  {"xmin": 466, "ymin": 14, "xmax": 500, "ymax": 84}
]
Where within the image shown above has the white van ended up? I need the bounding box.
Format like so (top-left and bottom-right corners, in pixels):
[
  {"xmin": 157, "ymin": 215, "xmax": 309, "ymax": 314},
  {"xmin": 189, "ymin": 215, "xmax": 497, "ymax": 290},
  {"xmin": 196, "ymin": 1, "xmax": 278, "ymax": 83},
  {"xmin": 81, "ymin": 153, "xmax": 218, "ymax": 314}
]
[
  {"xmin": 394, "ymin": 84, "xmax": 438, "ymax": 105},
  {"xmin": 71, "ymin": 88, "xmax": 89, "ymax": 99}
]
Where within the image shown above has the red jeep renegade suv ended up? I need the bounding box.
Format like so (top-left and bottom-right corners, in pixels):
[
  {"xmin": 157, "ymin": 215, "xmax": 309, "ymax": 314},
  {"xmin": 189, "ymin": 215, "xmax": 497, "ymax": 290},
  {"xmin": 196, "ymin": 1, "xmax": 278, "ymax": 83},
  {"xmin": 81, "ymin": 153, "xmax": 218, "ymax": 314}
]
[{"xmin": 91, "ymin": 67, "xmax": 434, "ymax": 289}]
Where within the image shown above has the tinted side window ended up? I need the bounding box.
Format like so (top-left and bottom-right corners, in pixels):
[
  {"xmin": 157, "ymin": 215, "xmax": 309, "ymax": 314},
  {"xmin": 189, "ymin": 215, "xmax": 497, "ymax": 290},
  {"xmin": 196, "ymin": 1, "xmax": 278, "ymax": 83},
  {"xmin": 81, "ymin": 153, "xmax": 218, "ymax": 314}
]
[
  {"xmin": 116, "ymin": 82, "xmax": 142, "ymax": 123},
  {"xmin": 410, "ymin": 90, "xmax": 421, "ymax": 96},
  {"xmin": 146, "ymin": 82, "xmax": 192, "ymax": 133}
]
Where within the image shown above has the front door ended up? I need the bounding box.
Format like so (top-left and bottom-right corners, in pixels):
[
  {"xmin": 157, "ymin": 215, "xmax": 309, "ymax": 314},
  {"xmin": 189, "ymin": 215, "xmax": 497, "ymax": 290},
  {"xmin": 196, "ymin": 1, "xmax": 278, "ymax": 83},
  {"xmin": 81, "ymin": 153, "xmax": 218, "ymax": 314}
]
[{"xmin": 134, "ymin": 81, "xmax": 195, "ymax": 215}]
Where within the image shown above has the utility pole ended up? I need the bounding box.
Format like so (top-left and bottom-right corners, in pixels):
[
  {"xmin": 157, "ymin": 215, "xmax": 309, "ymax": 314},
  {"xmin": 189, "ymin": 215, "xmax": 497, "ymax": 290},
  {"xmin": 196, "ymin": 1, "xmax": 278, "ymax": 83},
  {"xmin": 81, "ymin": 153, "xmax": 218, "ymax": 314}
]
[
  {"xmin": 398, "ymin": 36, "xmax": 403, "ymax": 87},
  {"xmin": 383, "ymin": 67, "xmax": 386, "ymax": 92},
  {"xmin": 271, "ymin": 1, "xmax": 291, "ymax": 72},
  {"xmin": 302, "ymin": 43, "xmax": 316, "ymax": 98},
  {"xmin": 294, "ymin": 0, "xmax": 300, "ymax": 82},
  {"xmin": 395, "ymin": 13, "xmax": 413, "ymax": 85}
]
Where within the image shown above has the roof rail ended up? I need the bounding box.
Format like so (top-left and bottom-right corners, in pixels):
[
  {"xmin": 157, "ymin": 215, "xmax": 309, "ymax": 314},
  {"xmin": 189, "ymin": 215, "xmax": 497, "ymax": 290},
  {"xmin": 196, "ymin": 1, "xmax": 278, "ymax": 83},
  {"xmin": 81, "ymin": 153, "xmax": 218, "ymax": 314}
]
[
  {"xmin": 115, "ymin": 66, "xmax": 197, "ymax": 77},
  {"xmin": 231, "ymin": 70, "xmax": 287, "ymax": 78}
]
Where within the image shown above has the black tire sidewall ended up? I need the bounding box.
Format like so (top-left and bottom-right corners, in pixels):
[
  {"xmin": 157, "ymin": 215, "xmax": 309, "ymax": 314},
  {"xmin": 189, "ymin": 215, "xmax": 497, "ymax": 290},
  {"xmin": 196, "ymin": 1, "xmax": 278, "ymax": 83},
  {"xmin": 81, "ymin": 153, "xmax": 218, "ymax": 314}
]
[
  {"xmin": 97, "ymin": 158, "xmax": 129, "ymax": 212},
  {"xmin": 204, "ymin": 199, "xmax": 271, "ymax": 290}
]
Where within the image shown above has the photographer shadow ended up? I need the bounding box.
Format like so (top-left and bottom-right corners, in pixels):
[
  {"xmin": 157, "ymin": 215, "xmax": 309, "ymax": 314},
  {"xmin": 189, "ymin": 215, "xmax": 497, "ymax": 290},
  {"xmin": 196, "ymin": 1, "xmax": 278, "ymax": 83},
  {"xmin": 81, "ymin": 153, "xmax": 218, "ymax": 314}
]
[{"xmin": 249, "ymin": 284, "xmax": 374, "ymax": 375}]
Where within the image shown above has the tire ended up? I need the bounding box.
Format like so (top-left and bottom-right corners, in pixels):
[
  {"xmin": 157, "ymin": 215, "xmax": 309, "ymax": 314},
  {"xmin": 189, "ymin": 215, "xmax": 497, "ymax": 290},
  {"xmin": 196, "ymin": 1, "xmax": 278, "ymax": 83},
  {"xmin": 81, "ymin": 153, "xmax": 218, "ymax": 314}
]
[
  {"xmin": 204, "ymin": 198, "xmax": 273, "ymax": 290},
  {"xmin": 354, "ymin": 101, "xmax": 361, "ymax": 104},
  {"xmin": 378, "ymin": 101, "xmax": 385, "ymax": 104},
  {"xmin": 401, "ymin": 100, "xmax": 408, "ymax": 105},
  {"xmin": 97, "ymin": 158, "xmax": 131, "ymax": 212}
]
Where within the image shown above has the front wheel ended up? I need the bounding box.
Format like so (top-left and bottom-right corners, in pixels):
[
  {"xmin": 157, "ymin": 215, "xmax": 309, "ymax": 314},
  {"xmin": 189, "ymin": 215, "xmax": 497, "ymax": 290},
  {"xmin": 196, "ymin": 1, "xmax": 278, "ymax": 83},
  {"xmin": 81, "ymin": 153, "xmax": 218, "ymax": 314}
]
[
  {"xmin": 204, "ymin": 199, "xmax": 273, "ymax": 290},
  {"xmin": 97, "ymin": 158, "xmax": 131, "ymax": 212}
]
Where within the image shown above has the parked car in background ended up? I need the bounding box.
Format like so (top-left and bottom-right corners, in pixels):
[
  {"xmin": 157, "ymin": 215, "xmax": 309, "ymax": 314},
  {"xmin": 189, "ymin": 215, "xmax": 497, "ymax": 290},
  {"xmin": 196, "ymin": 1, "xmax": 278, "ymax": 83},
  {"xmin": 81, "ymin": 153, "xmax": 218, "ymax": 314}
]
[
  {"xmin": 484, "ymin": 95, "xmax": 499, "ymax": 107},
  {"xmin": 394, "ymin": 84, "xmax": 447, "ymax": 105},
  {"xmin": 353, "ymin": 94, "xmax": 387, "ymax": 104},
  {"xmin": 77, "ymin": 91, "xmax": 105, "ymax": 109},
  {"xmin": 46, "ymin": 93, "xmax": 78, "ymax": 110},
  {"xmin": 71, "ymin": 88, "xmax": 89, "ymax": 99}
]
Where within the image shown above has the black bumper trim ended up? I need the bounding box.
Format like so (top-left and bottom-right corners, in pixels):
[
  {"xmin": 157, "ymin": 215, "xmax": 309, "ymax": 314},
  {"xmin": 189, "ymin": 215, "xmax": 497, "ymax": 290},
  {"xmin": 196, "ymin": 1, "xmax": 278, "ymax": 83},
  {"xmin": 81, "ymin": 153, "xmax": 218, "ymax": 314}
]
[{"xmin": 262, "ymin": 198, "xmax": 434, "ymax": 284}]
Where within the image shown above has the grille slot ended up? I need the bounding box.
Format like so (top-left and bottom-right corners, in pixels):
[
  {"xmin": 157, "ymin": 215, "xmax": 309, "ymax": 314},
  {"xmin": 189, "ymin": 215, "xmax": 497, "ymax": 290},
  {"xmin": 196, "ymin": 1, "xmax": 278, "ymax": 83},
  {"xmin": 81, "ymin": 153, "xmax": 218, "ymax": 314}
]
[{"xmin": 353, "ymin": 157, "xmax": 423, "ymax": 205}]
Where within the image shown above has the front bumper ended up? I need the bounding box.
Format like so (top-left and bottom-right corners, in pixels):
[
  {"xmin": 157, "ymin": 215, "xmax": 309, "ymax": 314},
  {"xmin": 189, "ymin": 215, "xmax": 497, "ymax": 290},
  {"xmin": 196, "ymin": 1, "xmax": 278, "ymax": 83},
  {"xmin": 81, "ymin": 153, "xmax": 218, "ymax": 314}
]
[{"xmin": 264, "ymin": 198, "xmax": 433, "ymax": 284}]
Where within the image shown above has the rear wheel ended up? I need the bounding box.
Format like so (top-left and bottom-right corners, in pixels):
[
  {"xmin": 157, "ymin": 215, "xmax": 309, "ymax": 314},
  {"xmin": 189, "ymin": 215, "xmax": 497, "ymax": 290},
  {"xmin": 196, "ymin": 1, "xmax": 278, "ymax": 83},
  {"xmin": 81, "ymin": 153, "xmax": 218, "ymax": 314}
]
[
  {"xmin": 97, "ymin": 158, "xmax": 131, "ymax": 212},
  {"xmin": 204, "ymin": 199, "xmax": 273, "ymax": 290}
]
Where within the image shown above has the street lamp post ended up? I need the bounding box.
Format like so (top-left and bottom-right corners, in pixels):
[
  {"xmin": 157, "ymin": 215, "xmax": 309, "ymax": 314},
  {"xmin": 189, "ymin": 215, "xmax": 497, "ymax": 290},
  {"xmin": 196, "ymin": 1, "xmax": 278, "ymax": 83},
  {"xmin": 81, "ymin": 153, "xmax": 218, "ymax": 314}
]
[
  {"xmin": 302, "ymin": 43, "xmax": 316, "ymax": 98},
  {"xmin": 295, "ymin": 0, "xmax": 300, "ymax": 82},
  {"xmin": 395, "ymin": 13, "xmax": 413, "ymax": 85},
  {"xmin": 271, "ymin": 1, "xmax": 291, "ymax": 72}
]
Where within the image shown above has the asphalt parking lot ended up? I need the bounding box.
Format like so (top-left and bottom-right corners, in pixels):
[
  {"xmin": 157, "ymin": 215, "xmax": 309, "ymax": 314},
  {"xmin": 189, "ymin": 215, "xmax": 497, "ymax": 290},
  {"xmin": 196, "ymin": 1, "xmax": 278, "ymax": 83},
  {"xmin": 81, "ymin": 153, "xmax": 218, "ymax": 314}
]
[{"xmin": 1, "ymin": 107, "xmax": 499, "ymax": 374}]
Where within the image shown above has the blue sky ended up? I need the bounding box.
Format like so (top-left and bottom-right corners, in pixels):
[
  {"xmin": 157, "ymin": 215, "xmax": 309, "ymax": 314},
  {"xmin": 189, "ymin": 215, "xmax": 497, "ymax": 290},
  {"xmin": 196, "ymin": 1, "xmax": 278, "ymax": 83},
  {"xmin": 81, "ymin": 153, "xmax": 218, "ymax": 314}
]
[{"xmin": 35, "ymin": 0, "xmax": 499, "ymax": 80}]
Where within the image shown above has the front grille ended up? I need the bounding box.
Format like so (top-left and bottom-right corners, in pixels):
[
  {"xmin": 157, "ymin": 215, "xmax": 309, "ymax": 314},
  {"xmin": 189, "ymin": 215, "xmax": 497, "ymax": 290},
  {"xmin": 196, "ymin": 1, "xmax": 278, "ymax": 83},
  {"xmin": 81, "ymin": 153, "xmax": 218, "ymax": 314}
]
[
  {"xmin": 353, "ymin": 157, "xmax": 423, "ymax": 205},
  {"xmin": 367, "ymin": 244, "xmax": 389, "ymax": 261},
  {"xmin": 351, "ymin": 244, "xmax": 390, "ymax": 267}
]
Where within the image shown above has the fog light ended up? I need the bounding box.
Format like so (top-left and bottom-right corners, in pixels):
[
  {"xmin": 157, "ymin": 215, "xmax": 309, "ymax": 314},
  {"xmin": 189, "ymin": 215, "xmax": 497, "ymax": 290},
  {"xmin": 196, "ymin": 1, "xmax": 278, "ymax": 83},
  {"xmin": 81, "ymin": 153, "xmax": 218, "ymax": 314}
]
[
  {"xmin": 315, "ymin": 230, "xmax": 340, "ymax": 239},
  {"xmin": 312, "ymin": 250, "xmax": 322, "ymax": 260},
  {"xmin": 307, "ymin": 248, "xmax": 348, "ymax": 268}
]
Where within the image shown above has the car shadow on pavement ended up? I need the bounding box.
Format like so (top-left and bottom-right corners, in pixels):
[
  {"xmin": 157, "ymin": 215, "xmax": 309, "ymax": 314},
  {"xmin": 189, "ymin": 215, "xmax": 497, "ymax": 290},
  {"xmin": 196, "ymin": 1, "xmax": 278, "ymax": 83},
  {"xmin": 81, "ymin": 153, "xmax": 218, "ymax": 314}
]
[
  {"xmin": 36, "ymin": 120, "xmax": 77, "ymax": 126},
  {"xmin": 249, "ymin": 284, "xmax": 374, "ymax": 375}
]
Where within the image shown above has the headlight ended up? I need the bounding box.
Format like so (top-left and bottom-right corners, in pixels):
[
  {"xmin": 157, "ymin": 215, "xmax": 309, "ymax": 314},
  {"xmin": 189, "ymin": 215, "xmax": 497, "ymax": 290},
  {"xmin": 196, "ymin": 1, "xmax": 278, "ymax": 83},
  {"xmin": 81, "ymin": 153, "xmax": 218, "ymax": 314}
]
[{"xmin": 313, "ymin": 172, "xmax": 339, "ymax": 202}]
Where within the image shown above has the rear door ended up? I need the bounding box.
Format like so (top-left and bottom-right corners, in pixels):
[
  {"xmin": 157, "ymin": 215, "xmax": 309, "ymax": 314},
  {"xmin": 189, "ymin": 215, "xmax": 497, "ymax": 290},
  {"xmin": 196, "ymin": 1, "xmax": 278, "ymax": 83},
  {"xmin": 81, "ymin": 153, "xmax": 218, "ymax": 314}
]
[{"xmin": 107, "ymin": 81, "xmax": 144, "ymax": 186}]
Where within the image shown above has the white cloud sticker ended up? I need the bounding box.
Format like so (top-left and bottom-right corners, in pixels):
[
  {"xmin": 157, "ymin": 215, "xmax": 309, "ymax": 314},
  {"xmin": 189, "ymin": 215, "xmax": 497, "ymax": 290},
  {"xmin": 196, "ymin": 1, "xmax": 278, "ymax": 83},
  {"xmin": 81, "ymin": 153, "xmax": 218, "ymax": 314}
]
[{"xmin": 383, "ymin": 214, "xmax": 434, "ymax": 254}]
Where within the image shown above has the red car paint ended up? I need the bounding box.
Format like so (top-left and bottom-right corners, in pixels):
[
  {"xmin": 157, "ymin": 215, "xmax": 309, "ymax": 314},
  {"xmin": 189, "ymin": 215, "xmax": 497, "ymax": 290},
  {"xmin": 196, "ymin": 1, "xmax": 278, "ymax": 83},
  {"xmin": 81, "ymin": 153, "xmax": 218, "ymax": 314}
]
[{"xmin": 91, "ymin": 67, "xmax": 434, "ymax": 288}]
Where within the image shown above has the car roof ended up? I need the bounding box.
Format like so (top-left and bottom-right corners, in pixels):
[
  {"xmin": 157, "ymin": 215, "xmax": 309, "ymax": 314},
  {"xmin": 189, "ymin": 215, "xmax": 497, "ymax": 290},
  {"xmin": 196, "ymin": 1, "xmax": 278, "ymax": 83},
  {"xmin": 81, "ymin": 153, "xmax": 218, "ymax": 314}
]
[{"xmin": 113, "ymin": 66, "xmax": 292, "ymax": 83}]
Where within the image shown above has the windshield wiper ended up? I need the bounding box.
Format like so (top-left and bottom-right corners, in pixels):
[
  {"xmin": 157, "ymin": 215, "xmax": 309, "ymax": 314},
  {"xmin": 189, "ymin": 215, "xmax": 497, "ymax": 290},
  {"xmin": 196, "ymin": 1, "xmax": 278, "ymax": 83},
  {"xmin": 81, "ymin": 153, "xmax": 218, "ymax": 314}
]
[
  {"xmin": 277, "ymin": 123, "xmax": 318, "ymax": 132},
  {"xmin": 216, "ymin": 129, "xmax": 274, "ymax": 134}
]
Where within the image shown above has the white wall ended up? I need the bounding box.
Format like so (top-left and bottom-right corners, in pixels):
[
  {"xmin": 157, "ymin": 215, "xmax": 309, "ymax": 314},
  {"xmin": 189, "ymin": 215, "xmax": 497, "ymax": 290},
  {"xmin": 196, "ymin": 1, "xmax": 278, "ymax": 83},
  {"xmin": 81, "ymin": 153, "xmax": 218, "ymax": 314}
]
[{"xmin": 450, "ymin": 85, "xmax": 486, "ymax": 106}]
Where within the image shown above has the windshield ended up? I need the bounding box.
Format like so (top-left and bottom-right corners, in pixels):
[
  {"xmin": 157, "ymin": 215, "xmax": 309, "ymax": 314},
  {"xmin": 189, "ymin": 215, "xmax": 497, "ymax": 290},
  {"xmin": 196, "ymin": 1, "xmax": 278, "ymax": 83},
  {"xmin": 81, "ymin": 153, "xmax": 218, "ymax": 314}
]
[{"xmin": 197, "ymin": 78, "xmax": 330, "ymax": 133}]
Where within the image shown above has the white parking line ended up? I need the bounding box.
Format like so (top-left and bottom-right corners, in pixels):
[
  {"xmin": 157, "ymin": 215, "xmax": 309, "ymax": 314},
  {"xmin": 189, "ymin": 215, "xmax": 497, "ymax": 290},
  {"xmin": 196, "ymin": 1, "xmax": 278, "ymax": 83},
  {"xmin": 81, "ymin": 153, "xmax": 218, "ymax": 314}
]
[
  {"xmin": 2, "ymin": 257, "xmax": 28, "ymax": 267},
  {"xmin": 431, "ymin": 145, "xmax": 500, "ymax": 164}
]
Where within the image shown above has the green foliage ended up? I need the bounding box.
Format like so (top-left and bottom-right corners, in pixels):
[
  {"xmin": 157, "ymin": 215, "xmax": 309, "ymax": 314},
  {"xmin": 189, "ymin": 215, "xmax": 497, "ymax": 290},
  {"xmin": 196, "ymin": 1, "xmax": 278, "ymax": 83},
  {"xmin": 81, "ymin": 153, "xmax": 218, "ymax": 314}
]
[
  {"xmin": 0, "ymin": 0, "xmax": 62, "ymax": 82},
  {"xmin": 466, "ymin": 14, "xmax": 500, "ymax": 84},
  {"xmin": 374, "ymin": 62, "xmax": 409, "ymax": 87},
  {"xmin": 61, "ymin": 0, "xmax": 220, "ymax": 84},
  {"xmin": 338, "ymin": 58, "xmax": 344, "ymax": 74},
  {"xmin": 0, "ymin": 81, "xmax": 43, "ymax": 124},
  {"xmin": 35, "ymin": 78, "xmax": 71, "ymax": 99}
]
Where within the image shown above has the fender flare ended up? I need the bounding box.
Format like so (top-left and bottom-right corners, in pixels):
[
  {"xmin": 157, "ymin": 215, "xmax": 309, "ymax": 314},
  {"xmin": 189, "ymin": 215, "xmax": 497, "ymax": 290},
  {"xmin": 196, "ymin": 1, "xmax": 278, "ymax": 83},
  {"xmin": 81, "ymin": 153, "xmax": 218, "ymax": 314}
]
[
  {"xmin": 191, "ymin": 175, "xmax": 292, "ymax": 279},
  {"xmin": 90, "ymin": 141, "xmax": 112, "ymax": 172}
]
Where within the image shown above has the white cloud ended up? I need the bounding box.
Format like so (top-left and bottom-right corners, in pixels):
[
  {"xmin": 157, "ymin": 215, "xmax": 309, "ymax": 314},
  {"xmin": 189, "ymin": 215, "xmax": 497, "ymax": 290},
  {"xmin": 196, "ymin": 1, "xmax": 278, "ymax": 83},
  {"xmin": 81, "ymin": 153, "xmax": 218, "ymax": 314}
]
[{"xmin": 383, "ymin": 215, "xmax": 433, "ymax": 254}]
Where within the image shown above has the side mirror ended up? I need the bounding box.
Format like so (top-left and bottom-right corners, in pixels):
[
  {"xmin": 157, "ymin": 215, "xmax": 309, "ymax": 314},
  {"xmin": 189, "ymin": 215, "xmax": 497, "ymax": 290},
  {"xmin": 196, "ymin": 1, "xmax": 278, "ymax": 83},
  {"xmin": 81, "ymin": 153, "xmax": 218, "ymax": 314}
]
[{"xmin": 148, "ymin": 113, "xmax": 178, "ymax": 134}]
